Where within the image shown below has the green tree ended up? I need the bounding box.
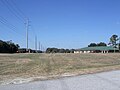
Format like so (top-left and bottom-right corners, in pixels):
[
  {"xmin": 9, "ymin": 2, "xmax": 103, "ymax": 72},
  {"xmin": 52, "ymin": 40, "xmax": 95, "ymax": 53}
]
[
  {"xmin": 109, "ymin": 35, "xmax": 119, "ymax": 48},
  {"xmin": 88, "ymin": 43, "xmax": 97, "ymax": 47},
  {"xmin": 97, "ymin": 42, "xmax": 107, "ymax": 46},
  {"xmin": 65, "ymin": 49, "xmax": 70, "ymax": 53},
  {"xmin": 46, "ymin": 48, "xmax": 59, "ymax": 53},
  {"xmin": 0, "ymin": 40, "xmax": 9, "ymax": 53},
  {"xmin": 0, "ymin": 40, "xmax": 19, "ymax": 53},
  {"xmin": 51, "ymin": 48, "xmax": 59, "ymax": 53},
  {"xmin": 59, "ymin": 49, "xmax": 65, "ymax": 53},
  {"xmin": 46, "ymin": 48, "xmax": 52, "ymax": 53},
  {"xmin": 70, "ymin": 49, "xmax": 75, "ymax": 53}
]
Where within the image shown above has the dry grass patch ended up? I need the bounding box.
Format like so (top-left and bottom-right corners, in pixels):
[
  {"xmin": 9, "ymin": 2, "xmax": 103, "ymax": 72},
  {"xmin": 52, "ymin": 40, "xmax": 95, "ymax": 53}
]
[{"xmin": 1, "ymin": 53, "xmax": 120, "ymax": 84}]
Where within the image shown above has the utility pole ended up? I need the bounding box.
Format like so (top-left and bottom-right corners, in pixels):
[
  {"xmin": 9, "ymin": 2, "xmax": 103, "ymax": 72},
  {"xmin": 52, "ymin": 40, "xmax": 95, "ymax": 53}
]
[
  {"xmin": 35, "ymin": 36, "xmax": 37, "ymax": 53},
  {"xmin": 26, "ymin": 18, "xmax": 29, "ymax": 52}
]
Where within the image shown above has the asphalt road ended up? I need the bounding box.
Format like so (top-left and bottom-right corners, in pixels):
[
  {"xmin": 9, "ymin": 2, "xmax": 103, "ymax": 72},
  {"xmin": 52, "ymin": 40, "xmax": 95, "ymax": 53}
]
[{"xmin": 0, "ymin": 70, "xmax": 120, "ymax": 90}]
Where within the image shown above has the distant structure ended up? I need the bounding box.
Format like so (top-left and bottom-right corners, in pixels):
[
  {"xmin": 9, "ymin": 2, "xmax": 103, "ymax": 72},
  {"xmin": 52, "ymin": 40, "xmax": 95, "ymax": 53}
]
[
  {"xmin": 74, "ymin": 46, "xmax": 119, "ymax": 53},
  {"xmin": 17, "ymin": 48, "xmax": 42, "ymax": 53}
]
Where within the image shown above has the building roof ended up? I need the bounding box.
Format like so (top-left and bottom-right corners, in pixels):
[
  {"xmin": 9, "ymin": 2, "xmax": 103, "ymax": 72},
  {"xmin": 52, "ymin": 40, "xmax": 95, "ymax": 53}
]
[{"xmin": 76, "ymin": 46, "xmax": 119, "ymax": 51}]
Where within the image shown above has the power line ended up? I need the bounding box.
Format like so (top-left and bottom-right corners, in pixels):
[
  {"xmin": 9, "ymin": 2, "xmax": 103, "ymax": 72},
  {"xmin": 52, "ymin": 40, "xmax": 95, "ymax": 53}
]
[
  {"xmin": 0, "ymin": 18, "xmax": 35, "ymax": 48},
  {"xmin": 0, "ymin": 16, "xmax": 34, "ymax": 43},
  {"xmin": 0, "ymin": 0, "xmax": 36, "ymax": 49},
  {"xmin": 0, "ymin": 26, "xmax": 7, "ymax": 39},
  {"xmin": 0, "ymin": 18, "xmax": 20, "ymax": 35},
  {"xmin": 0, "ymin": 16, "xmax": 35, "ymax": 46},
  {"xmin": 30, "ymin": 24, "xmax": 47, "ymax": 51},
  {"xmin": 0, "ymin": 16, "xmax": 23, "ymax": 34},
  {"xmin": 24, "ymin": 19, "xmax": 36, "ymax": 49},
  {"xmin": 0, "ymin": 23, "xmax": 26, "ymax": 47},
  {"xmin": 30, "ymin": 25, "xmax": 36, "ymax": 37},
  {"xmin": 6, "ymin": 0, "xmax": 36, "ymax": 49},
  {"xmin": 0, "ymin": 19, "xmax": 25, "ymax": 41},
  {"xmin": 10, "ymin": 0, "xmax": 27, "ymax": 19},
  {"xmin": 5, "ymin": 0, "xmax": 26, "ymax": 21},
  {"xmin": 0, "ymin": 0, "xmax": 25, "ymax": 23},
  {"xmin": 5, "ymin": 0, "xmax": 25, "ymax": 19},
  {"xmin": 8, "ymin": 0, "xmax": 38, "ymax": 50}
]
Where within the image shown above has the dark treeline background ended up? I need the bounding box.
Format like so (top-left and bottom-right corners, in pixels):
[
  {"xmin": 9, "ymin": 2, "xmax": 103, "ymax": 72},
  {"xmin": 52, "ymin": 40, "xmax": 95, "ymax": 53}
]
[
  {"xmin": 46, "ymin": 48, "xmax": 75, "ymax": 53},
  {"xmin": 0, "ymin": 40, "xmax": 19, "ymax": 53},
  {"xmin": 88, "ymin": 42, "xmax": 107, "ymax": 47}
]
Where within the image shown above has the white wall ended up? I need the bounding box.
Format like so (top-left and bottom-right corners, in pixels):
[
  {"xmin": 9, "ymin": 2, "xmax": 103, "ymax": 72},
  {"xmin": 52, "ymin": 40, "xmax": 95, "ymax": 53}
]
[{"xmin": 74, "ymin": 51, "xmax": 91, "ymax": 53}]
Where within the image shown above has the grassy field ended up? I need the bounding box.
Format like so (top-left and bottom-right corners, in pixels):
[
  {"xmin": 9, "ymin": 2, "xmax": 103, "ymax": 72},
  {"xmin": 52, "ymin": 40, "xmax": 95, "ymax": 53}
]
[{"xmin": 1, "ymin": 53, "xmax": 120, "ymax": 84}]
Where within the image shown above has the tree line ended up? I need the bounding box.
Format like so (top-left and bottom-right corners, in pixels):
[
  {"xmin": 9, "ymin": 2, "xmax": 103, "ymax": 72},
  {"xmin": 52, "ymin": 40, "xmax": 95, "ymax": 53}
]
[
  {"xmin": 0, "ymin": 34, "xmax": 119, "ymax": 53},
  {"xmin": 46, "ymin": 35, "xmax": 120, "ymax": 53},
  {"xmin": 46, "ymin": 48, "xmax": 75, "ymax": 53},
  {"xmin": 88, "ymin": 34, "xmax": 120, "ymax": 49},
  {"xmin": 88, "ymin": 42, "xmax": 107, "ymax": 47},
  {"xmin": 0, "ymin": 40, "xmax": 19, "ymax": 53}
]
